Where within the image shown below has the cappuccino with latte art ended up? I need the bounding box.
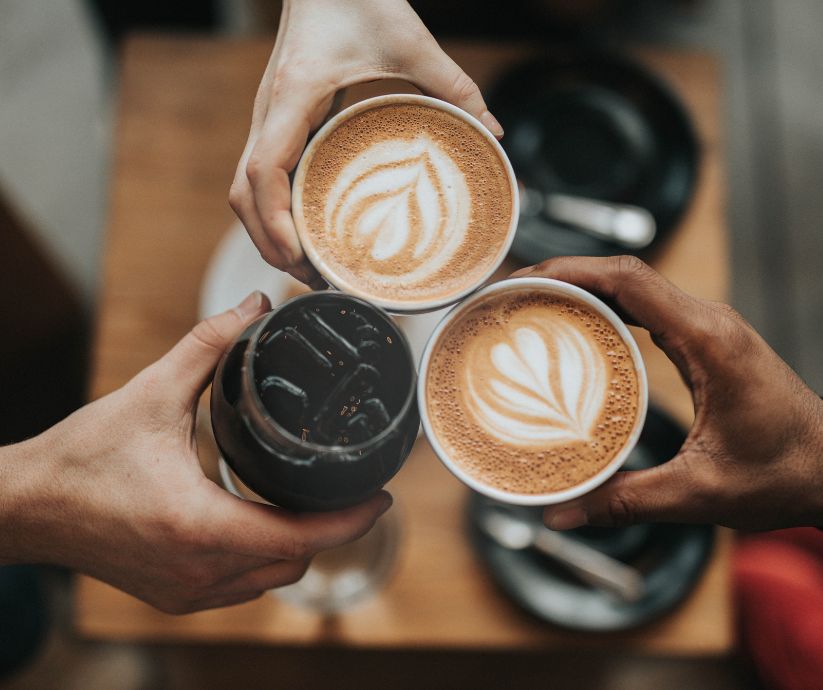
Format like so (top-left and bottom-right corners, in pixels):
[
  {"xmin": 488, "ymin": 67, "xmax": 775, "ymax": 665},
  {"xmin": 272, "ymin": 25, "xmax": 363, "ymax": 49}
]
[
  {"xmin": 420, "ymin": 278, "xmax": 648, "ymax": 504},
  {"xmin": 292, "ymin": 95, "xmax": 518, "ymax": 312}
]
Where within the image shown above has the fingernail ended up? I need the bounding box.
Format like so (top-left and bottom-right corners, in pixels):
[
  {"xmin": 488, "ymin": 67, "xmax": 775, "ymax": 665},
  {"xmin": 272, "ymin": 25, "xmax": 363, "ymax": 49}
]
[
  {"xmin": 545, "ymin": 507, "xmax": 588, "ymax": 531},
  {"xmin": 376, "ymin": 493, "xmax": 393, "ymax": 517},
  {"xmin": 480, "ymin": 110, "xmax": 504, "ymax": 138},
  {"xmin": 234, "ymin": 291, "xmax": 265, "ymax": 319}
]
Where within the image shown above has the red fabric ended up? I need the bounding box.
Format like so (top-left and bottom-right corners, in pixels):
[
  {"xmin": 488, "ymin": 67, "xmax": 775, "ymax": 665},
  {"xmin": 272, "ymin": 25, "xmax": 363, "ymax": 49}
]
[{"xmin": 735, "ymin": 528, "xmax": 823, "ymax": 690}]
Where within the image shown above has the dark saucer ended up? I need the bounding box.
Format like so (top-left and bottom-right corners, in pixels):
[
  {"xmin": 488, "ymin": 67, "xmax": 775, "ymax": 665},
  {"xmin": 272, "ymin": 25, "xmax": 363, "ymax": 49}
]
[
  {"xmin": 488, "ymin": 48, "xmax": 699, "ymax": 263},
  {"xmin": 467, "ymin": 404, "xmax": 715, "ymax": 632}
]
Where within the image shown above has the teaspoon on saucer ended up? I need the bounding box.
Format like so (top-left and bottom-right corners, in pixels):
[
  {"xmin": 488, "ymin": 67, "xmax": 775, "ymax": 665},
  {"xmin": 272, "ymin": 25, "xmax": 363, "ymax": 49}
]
[
  {"xmin": 519, "ymin": 185, "xmax": 656, "ymax": 250},
  {"xmin": 478, "ymin": 508, "xmax": 646, "ymax": 603}
]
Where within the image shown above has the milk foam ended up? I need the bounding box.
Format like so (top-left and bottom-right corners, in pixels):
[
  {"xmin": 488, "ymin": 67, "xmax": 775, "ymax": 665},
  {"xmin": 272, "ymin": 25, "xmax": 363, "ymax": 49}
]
[
  {"xmin": 298, "ymin": 103, "xmax": 514, "ymax": 306},
  {"xmin": 465, "ymin": 315, "xmax": 608, "ymax": 446},
  {"xmin": 324, "ymin": 136, "xmax": 470, "ymax": 284},
  {"xmin": 425, "ymin": 291, "xmax": 641, "ymax": 495}
]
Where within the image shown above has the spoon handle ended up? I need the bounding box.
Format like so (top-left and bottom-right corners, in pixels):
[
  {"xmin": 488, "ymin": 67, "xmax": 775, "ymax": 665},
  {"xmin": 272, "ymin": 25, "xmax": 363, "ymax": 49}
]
[
  {"xmin": 545, "ymin": 193, "xmax": 657, "ymax": 250},
  {"xmin": 533, "ymin": 528, "xmax": 646, "ymax": 603}
]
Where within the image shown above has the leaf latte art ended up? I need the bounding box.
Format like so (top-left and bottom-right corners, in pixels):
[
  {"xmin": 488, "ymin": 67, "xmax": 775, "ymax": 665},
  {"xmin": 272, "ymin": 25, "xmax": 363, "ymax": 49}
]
[
  {"xmin": 426, "ymin": 291, "xmax": 642, "ymax": 494},
  {"xmin": 324, "ymin": 136, "xmax": 470, "ymax": 282},
  {"xmin": 464, "ymin": 314, "xmax": 609, "ymax": 447},
  {"xmin": 298, "ymin": 101, "xmax": 515, "ymax": 307}
]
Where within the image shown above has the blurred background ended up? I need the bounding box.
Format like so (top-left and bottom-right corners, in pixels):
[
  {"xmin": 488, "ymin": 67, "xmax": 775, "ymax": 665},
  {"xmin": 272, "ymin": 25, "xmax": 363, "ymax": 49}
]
[{"xmin": 1, "ymin": 0, "xmax": 821, "ymax": 688}]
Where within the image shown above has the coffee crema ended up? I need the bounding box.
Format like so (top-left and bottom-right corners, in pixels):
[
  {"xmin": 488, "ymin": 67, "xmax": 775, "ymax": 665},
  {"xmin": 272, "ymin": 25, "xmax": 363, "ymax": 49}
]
[
  {"xmin": 297, "ymin": 102, "xmax": 514, "ymax": 308},
  {"xmin": 425, "ymin": 290, "xmax": 641, "ymax": 494}
]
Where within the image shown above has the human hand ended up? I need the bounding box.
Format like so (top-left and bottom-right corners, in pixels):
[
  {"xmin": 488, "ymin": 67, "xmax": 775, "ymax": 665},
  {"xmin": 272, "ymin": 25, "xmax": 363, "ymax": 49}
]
[
  {"xmin": 512, "ymin": 256, "xmax": 823, "ymax": 531},
  {"xmin": 0, "ymin": 292, "xmax": 392, "ymax": 613},
  {"xmin": 229, "ymin": 0, "xmax": 503, "ymax": 285}
]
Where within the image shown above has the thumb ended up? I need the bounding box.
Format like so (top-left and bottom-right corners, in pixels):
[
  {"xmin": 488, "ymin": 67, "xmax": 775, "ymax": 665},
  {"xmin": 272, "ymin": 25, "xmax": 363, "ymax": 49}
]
[
  {"xmin": 542, "ymin": 456, "xmax": 705, "ymax": 529},
  {"xmin": 407, "ymin": 44, "xmax": 504, "ymax": 138},
  {"xmin": 513, "ymin": 255, "xmax": 715, "ymax": 385},
  {"xmin": 158, "ymin": 291, "xmax": 271, "ymax": 406}
]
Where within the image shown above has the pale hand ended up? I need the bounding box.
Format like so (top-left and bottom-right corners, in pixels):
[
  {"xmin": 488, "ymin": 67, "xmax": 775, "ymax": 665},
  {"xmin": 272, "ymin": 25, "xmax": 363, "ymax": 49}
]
[
  {"xmin": 229, "ymin": 0, "xmax": 503, "ymax": 285},
  {"xmin": 0, "ymin": 292, "xmax": 392, "ymax": 613}
]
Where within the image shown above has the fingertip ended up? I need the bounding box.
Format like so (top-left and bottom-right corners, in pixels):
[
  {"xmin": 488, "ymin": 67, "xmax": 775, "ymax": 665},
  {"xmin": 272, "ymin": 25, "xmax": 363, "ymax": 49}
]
[
  {"xmin": 510, "ymin": 264, "xmax": 536, "ymax": 278},
  {"xmin": 375, "ymin": 490, "xmax": 393, "ymax": 517},
  {"xmin": 233, "ymin": 291, "xmax": 270, "ymax": 321},
  {"xmin": 480, "ymin": 110, "xmax": 504, "ymax": 138},
  {"xmin": 285, "ymin": 259, "xmax": 324, "ymax": 289},
  {"xmin": 309, "ymin": 275, "xmax": 328, "ymax": 291},
  {"xmin": 544, "ymin": 506, "xmax": 588, "ymax": 531}
]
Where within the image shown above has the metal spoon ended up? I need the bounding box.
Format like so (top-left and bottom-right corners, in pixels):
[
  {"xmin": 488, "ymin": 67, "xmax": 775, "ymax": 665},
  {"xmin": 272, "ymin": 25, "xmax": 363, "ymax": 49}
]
[
  {"xmin": 519, "ymin": 185, "xmax": 657, "ymax": 250},
  {"xmin": 478, "ymin": 508, "xmax": 646, "ymax": 603}
]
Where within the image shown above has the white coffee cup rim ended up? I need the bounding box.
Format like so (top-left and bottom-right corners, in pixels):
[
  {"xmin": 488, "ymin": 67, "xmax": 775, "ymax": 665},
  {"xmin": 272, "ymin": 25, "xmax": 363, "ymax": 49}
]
[
  {"xmin": 417, "ymin": 277, "xmax": 649, "ymax": 506},
  {"xmin": 291, "ymin": 94, "xmax": 520, "ymax": 314}
]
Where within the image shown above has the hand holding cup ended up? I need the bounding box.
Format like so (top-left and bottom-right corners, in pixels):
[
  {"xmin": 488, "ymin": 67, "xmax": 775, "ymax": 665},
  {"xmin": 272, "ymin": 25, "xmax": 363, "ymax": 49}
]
[
  {"xmin": 229, "ymin": 0, "xmax": 504, "ymax": 286},
  {"xmin": 518, "ymin": 256, "xmax": 823, "ymax": 531},
  {"xmin": 0, "ymin": 293, "xmax": 392, "ymax": 614}
]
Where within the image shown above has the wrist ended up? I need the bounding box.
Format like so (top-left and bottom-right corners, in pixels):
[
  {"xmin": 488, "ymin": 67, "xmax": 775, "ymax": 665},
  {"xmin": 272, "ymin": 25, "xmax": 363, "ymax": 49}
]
[{"xmin": 0, "ymin": 433, "xmax": 60, "ymax": 564}]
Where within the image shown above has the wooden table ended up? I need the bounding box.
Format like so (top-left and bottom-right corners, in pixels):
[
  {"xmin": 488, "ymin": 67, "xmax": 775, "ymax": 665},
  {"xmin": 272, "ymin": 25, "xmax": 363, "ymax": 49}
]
[{"xmin": 76, "ymin": 36, "xmax": 731, "ymax": 654}]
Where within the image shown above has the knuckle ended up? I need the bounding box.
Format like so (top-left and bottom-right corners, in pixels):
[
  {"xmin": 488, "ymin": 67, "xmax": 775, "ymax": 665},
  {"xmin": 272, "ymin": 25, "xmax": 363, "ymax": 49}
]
[
  {"xmin": 153, "ymin": 505, "xmax": 208, "ymax": 553},
  {"xmin": 536, "ymin": 258, "xmax": 555, "ymax": 274},
  {"xmin": 190, "ymin": 317, "xmax": 230, "ymax": 355},
  {"xmin": 278, "ymin": 532, "xmax": 311, "ymax": 561},
  {"xmin": 245, "ymin": 153, "xmax": 265, "ymax": 186},
  {"xmin": 613, "ymin": 254, "xmax": 650, "ymax": 280},
  {"xmin": 153, "ymin": 505, "xmax": 189, "ymax": 541},
  {"xmin": 531, "ymin": 256, "xmax": 567, "ymax": 278},
  {"xmin": 695, "ymin": 300, "xmax": 754, "ymax": 361},
  {"xmin": 228, "ymin": 181, "xmax": 246, "ymax": 213},
  {"xmin": 605, "ymin": 492, "xmax": 638, "ymax": 527},
  {"xmin": 451, "ymin": 71, "xmax": 480, "ymax": 105},
  {"xmin": 271, "ymin": 64, "xmax": 300, "ymax": 92}
]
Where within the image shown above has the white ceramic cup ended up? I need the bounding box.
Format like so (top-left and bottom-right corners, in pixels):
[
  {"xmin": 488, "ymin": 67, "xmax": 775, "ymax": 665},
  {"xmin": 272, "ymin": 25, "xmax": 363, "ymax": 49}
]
[
  {"xmin": 291, "ymin": 94, "xmax": 520, "ymax": 314},
  {"xmin": 418, "ymin": 277, "xmax": 649, "ymax": 506}
]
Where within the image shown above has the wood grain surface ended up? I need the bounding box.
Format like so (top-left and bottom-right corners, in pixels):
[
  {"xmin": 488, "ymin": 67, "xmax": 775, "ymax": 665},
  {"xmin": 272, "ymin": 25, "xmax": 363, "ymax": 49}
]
[{"xmin": 75, "ymin": 36, "xmax": 731, "ymax": 653}]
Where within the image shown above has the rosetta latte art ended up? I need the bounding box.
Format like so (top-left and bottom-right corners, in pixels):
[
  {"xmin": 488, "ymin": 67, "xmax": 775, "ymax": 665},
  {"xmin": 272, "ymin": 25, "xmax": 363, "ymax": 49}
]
[
  {"xmin": 464, "ymin": 314, "xmax": 609, "ymax": 446},
  {"xmin": 324, "ymin": 136, "xmax": 471, "ymax": 282}
]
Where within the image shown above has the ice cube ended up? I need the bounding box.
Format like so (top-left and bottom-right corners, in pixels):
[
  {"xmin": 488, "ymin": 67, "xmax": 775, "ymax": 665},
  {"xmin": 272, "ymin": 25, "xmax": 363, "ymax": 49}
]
[
  {"xmin": 343, "ymin": 397, "xmax": 392, "ymax": 443},
  {"xmin": 258, "ymin": 375, "xmax": 309, "ymax": 433},
  {"xmin": 299, "ymin": 309, "xmax": 360, "ymax": 361},
  {"xmin": 345, "ymin": 413, "xmax": 373, "ymax": 444},
  {"xmin": 310, "ymin": 363, "xmax": 379, "ymax": 444},
  {"xmin": 268, "ymin": 327, "xmax": 333, "ymax": 370},
  {"xmin": 360, "ymin": 397, "xmax": 391, "ymax": 429}
]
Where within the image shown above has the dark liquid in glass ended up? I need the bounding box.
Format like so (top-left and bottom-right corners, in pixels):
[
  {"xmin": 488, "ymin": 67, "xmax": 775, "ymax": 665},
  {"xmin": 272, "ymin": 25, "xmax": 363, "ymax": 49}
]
[{"xmin": 211, "ymin": 293, "xmax": 419, "ymax": 512}]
